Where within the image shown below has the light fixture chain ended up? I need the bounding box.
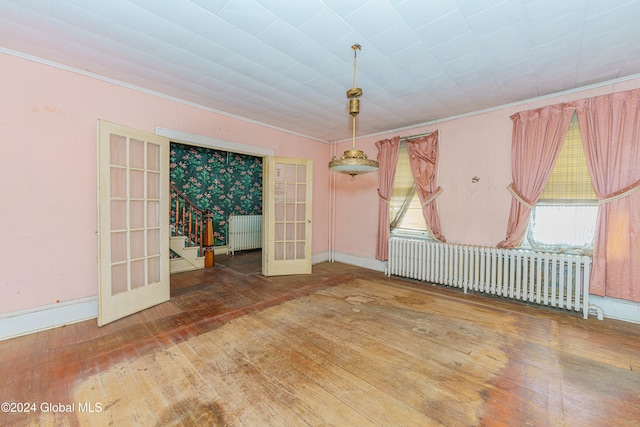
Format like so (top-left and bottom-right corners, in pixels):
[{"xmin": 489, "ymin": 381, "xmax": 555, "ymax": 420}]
[
  {"xmin": 327, "ymin": 43, "xmax": 378, "ymax": 179},
  {"xmin": 352, "ymin": 116, "xmax": 357, "ymax": 150},
  {"xmin": 353, "ymin": 44, "xmax": 359, "ymax": 88}
]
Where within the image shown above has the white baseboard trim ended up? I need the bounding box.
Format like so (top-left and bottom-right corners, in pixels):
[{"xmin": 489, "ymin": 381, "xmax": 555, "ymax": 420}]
[
  {"xmin": 0, "ymin": 297, "xmax": 98, "ymax": 341},
  {"xmin": 214, "ymin": 246, "xmax": 229, "ymax": 256},
  {"xmin": 312, "ymin": 251, "xmax": 330, "ymax": 265},
  {"xmin": 588, "ymin": 295, "xmax": 640, "ymax": 324},
  {"xmin": 327, "ymin": 251, "xmax": 386, "ymax": 273}
]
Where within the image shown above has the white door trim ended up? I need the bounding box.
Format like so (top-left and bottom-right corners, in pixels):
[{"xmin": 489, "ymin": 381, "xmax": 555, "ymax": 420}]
[{"xmin": 154, "ymin": 127, "xmax": 274, "ymax": 157}]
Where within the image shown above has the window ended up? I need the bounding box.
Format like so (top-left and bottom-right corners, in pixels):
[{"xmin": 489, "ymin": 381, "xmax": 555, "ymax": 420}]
[
  {"xmin": 525, "ymin": 112, "xmax": 597, "ymax": 254},
  {"xmin": 389, "ymin": 141, "xmax": 428, "ymax": 234}
]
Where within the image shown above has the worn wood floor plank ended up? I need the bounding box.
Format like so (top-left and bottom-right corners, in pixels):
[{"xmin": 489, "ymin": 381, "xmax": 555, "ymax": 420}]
[
  {"xmin": 213, "ymin": 318, "xmax": 375, "ymax": 426},
  {"xmin": 1, "ymin": 251, "xmax": 639, "ymax": 426},
  {"xmin": 314, "ymin": 281, "xmax": 559, "ymax": 403},
  {"xmin": 249, "ymin": 301, "xmax": 473, "ymax": 424},
  {"xmin": 242, "ymin": 305, "xmax": 446, "ymax": 426},
  {"xmin": 234, "ymin": 313, "xmax": 439, "ymax": 426},
  {"xmin": 202, "ymin": 322, "xmax": 322, "ymax": 426},
  {"xmin": 309, "ymin": 278, "xmax": 640, "ymax": 426},
  {"xmin": 275, "ymin": 291, "xmax": 494, "ymax": 425},
  {"xmin": 189, "ymin": 332, "xmax": 304, "ymax": 426}
]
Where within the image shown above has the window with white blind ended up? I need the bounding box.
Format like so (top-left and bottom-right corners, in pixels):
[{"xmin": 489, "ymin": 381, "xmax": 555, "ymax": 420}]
[
  {"xmin": 525, "ymin": 112, "xmax": 598, "ymax": 254},
  {"xmin": 389, "ymin": 141, "xmax": 428, "ymax": 235}
]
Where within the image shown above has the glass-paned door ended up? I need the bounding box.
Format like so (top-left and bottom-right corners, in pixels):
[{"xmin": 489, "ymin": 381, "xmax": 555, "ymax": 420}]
[
  {"xmin": 263, "ymin": 157, "xmax": 312, "ymax": 276},
  {"xmin": 97, "ymin": 120, "xmax": 170, "ymax": 326}
]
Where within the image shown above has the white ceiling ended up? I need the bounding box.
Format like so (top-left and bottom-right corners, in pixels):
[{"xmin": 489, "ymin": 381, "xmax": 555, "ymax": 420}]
[{"xmin": 1, "ymin": 0, "xmax": 640, "ymax": 143}]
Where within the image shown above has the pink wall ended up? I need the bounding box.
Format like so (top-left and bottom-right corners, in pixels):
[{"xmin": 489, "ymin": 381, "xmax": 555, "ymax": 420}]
[
  {"xmin": 2, "ymin": 50, "xmax": 639, "ymax": 316},
  {"xmin": 331, "ymin": 78, "xmax": 640, "ymax": 257},
  {"xmin": 0, "ymin": 53, "xmax": 330, "ymax": 314}
]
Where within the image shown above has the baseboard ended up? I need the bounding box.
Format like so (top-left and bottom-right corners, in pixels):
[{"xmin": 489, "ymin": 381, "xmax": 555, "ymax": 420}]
[
  {"xmin": 588, "ymin": 295, "xmax": 640, "ymax": 324},
  {"xmin": 312, "ymin": 251, "xmax": 330, "ymax": 265},
  {"xmin": 0, "ymin": 297, "xmax": 98, "ymax": 341},
  {"xmin": 328, "ymin": 251, "xmax": 386, "ymax": 273},
  {"xmin": 214, "ymin": 246, "xmax": 229, "ymax": 256}
]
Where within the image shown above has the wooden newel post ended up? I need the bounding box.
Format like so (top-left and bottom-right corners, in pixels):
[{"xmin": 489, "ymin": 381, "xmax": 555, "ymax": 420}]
[{"xmin": 204, "ymin": 210, "xmax": 215, "ymax": 268}]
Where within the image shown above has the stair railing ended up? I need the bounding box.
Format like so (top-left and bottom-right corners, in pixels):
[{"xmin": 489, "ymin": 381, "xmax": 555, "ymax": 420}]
[{"xmin": 170, "ymin": 184, "xmax": 214, "ymax": 267}]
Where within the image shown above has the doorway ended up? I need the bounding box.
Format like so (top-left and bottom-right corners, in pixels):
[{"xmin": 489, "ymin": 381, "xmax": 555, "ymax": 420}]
[{"xmin": 157, "ymin": 127, "xmax": 273, "ymax": 289}]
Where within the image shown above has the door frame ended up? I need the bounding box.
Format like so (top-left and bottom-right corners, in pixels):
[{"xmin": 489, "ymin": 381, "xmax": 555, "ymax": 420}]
[{"xmin": 155, "ymin": 127, "xmax": 275, "ymax": 259}]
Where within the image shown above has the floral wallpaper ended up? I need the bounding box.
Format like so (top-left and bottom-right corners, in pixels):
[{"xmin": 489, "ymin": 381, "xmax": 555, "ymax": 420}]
[{"xmin": 170, "ymin": 142, "xmax": 262, "ymax": 246}]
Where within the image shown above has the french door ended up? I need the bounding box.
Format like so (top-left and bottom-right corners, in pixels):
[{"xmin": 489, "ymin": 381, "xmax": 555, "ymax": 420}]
[
  {"xmin": 262, "ymin": 157, "xmax": 312, "ymax": 276},
  {"xmin": 97, "ymin": 120, "xmax": 170, "ymax": 326}
]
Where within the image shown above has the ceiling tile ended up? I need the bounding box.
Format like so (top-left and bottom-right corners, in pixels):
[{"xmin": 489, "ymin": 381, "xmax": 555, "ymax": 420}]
[
  {"xmin": 287, "ymin": 40, "xmax": 334, "ymax": 68},
  {"xmin": 216, "ymin": 0, "xmax": 277, "ymax": 37},
  {"xmin": 465, "ymin": 1, "xmax": 526, "ymax": 38},
  {"xmin": 259, "ymin": 0, "xmax": 324, "ymax": 26},
  {"xmin": 256, "ymin": 19, "xmax": 302, "ymax": 53},
  {"xmin": 388, "ymin": 41, "xmax": 437, "ymax": 70},
  {"xmin": 321, "ymin": 0, "xmax": 370, "ymax": 17},
  {"xmin": 126, "ymin": 0, "xmax": 190, "ymax": 21},
  {"xmin": 394, "ymin": 0, "xmax": 458, "ymax": 29},
  {"xmin": 456, "ymin": 0, "xmax": 513, "ymax": 18},
  {"xmin": 414, "ymin": 9, "xmax": 469, "ymax": 47},
  {"xmin": 297, "ymin": 8, "xmax": 353, "ymax": 46},
  {"xmin": 279, "ymin": 61, "xmax": 322, "ymax": 85},
  {"xmin": 2, "ymin": 0, "xmax": 640, "ymax": 142},
  {"xmin": 343, "ymin": 1, "xmax": 402, "ymax": 38},
  {"xmin": 218, "ymin": 28, "xmax": 265, "ymax": 60},
  {"xmin": 431, "ymin": 32, "xmax": 478, "ymax": 63},
  {"xmin": 585, "ymin": 0, "xmax": 640, "ymax": 18},
  {"xmin": 188, "ymin": 0, "xmax": 231, "ymax": 15},
  {"xmin": 178, "ymin": 4, "xmax": 236, "ymax": 40},
  {"xmin": 367, "ymin": 21, "xmax": 421, "ymax": 56},
  {"xmin": 186, "ymin": 36, "xmax": 234, "ymax": 64}
]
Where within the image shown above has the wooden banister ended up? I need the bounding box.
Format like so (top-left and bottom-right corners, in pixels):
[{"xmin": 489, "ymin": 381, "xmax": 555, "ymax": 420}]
[
  {"xmin": 170, "ymin": 184, "xmax": 213, "ymax": 267},
  {"xmin": 204, "ymin": 210, "xmax": 214, "ymax": 268}
]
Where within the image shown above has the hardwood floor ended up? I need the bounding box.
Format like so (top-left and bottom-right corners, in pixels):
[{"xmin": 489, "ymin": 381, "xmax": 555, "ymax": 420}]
[{"xmin": 1, "ymin": 250, "xmax": 639, "ymax": 426}]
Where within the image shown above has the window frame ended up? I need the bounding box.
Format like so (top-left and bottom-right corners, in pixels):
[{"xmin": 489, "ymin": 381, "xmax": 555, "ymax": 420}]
[
  {"xmin": 524, "ymin": 200, "xmax": 598, "ymax": 255},
  {"xmin": 523, "ymin": 111, "xmax": 598, "ymax": 255},
  {"xmin": 389, "ymin": 141, "xmax": 429, "ymax": 234}
]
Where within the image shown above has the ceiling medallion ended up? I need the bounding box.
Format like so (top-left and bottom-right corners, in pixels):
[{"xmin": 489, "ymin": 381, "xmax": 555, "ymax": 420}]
[{"xmin": 329, "ymin": 44, "xmax": 379, "ymax": 180}]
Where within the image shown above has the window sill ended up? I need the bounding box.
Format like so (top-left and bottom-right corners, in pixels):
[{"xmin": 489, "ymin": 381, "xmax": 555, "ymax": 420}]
[{"xmin": 391, "ymin": 229, "xmax": 432, "ymax": 240}]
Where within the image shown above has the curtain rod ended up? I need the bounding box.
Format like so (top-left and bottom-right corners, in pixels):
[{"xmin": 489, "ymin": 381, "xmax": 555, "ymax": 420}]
[{"xmin": 400, "ymin": 131, "xmax": 433, "ymax": 142}]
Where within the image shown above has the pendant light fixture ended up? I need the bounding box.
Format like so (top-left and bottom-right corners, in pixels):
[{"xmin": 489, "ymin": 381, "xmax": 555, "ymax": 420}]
[{"xmin": 328, "ymin": 44, "xmax": 379, "ymax": 180}]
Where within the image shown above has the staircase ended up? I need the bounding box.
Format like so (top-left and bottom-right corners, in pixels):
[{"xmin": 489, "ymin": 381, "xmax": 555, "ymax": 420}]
[
  {"xmin": 170, "ymin": 235, "xmax": 205, "ymax": 272},
  {"xmin": 170, "ymin": 184, "xmax": 214, "ymax": 273}
]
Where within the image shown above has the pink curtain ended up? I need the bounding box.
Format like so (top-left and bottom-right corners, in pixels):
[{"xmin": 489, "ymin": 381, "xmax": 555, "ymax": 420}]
[
  {"xmin": 575, "ymin": 89, "xmax": 640, "ymax": 301},
  {"xmin": 375, "ymin": 136, "xmax": 401, "ymax": 260},
  {"xmin": 498, "ymin": 104, "xmax": 575, "ymax": 248},
  {"xmin": 405, "ymin": 130, "xmax": 445, "ymax": 242}
]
